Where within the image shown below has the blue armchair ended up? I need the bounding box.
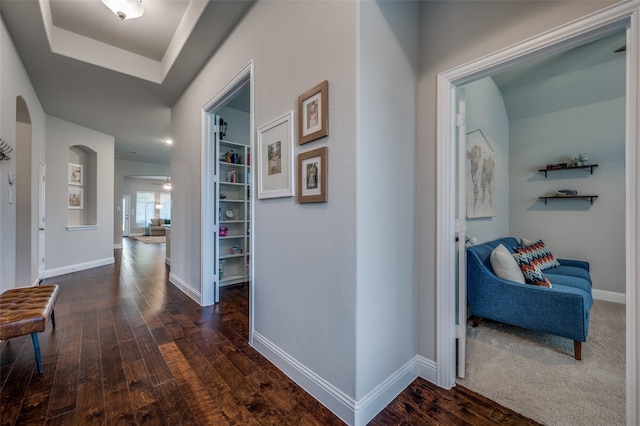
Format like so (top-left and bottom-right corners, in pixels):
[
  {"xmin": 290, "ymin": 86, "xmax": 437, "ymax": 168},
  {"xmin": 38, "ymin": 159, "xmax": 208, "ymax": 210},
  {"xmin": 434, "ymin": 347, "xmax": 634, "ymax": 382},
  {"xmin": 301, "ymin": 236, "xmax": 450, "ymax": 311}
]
[{"xmin": 466, "ymin": 237, "xmax": 592, "ymax": 360}]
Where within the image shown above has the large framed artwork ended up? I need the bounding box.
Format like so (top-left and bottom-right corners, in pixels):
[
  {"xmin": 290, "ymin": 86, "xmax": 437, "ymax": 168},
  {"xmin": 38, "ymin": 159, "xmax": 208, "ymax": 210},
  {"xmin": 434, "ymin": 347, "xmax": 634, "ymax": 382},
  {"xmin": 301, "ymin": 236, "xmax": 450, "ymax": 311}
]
[
  {"xmin": 466, "ymin": 129, "xmax": 495, "ymax": 218},
  {"xmin": 257, "ymin": 111, "xmax": 295, "ymax": 199},
  {"xmin": 298, "ymin": 80, "xmax": 328, "ymax": 145}
]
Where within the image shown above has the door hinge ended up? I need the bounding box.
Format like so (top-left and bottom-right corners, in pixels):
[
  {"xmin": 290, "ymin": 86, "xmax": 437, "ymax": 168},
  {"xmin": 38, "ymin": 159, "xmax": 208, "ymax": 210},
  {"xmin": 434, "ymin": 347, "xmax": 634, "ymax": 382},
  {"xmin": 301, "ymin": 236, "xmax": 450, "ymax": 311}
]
[{"xmin": 456, "ymin": 113, "xmax": 465, "ymax": 127}]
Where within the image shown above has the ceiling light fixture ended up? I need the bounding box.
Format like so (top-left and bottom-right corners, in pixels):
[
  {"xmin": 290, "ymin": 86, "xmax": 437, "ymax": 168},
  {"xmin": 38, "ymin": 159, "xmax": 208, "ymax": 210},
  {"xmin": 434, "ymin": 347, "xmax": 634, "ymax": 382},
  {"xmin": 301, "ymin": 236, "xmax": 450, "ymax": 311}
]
[
  {"xmin": 101, "ymin": 0, "xmax": 144, "ymax": 20},
  {"xmin": 163, "ymin": 177, "xmax": 172, "ymax": 190}
]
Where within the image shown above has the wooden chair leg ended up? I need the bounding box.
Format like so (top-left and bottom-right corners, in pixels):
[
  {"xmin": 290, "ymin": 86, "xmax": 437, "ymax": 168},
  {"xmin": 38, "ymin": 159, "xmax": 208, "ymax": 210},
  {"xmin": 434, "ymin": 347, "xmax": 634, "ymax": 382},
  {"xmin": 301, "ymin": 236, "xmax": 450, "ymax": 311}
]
[
  {"xmin": 472, "ymin": 317, "xmax": 483, "ymax": 327},
  {"xmin": 574, "ymin": 341, "xmax": 582, "ymax": 360},
  {"xmin": 30, "ymin": 333, "xmax": 44, "ymax": 374}
]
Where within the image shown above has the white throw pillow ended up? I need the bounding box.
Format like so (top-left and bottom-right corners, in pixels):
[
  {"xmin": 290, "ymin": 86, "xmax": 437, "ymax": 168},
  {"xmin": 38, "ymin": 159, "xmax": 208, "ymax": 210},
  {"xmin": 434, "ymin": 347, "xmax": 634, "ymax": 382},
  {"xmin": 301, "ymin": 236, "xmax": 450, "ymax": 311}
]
[{"xmin": 490, "ymin": 244, "xmax": 525, "ymax": 284}]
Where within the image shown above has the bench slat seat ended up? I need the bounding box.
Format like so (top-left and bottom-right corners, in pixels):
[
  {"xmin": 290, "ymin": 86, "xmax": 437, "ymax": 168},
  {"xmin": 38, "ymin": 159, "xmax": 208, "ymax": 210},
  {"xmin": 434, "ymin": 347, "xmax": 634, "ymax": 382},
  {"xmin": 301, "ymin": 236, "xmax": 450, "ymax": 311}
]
[{"xmin": 0, "ymin": 284, "xmax": 59, "ymax": 374}]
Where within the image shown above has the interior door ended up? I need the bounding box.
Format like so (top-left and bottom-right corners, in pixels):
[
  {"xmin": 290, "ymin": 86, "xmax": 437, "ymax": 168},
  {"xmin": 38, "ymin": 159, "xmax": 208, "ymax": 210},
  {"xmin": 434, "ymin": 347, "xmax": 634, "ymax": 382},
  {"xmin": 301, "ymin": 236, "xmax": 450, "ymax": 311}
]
[
  {"xmin": 456, "ymin": 88, "xmax": 467, "ymax": 379},
  {"xmin": 122, "ymin": 195, "xmax": 130, "ymax": 237},
  {"xmin": 38, "ymin": 161, "xmax": 46, "ymax": 278}
]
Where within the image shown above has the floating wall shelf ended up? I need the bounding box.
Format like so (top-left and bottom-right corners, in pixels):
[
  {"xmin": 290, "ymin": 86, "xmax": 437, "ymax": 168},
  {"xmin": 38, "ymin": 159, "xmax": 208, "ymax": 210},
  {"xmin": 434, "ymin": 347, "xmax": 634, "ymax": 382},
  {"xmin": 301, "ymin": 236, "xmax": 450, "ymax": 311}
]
[{"xmin": 538, "ymin": 164, "xmax": 598, "ymax": 178}]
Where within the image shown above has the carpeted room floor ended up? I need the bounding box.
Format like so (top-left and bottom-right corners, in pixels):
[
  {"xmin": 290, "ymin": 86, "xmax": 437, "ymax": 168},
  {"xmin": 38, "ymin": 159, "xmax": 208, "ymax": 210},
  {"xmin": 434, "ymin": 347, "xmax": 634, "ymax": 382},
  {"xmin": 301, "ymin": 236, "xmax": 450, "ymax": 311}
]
[{"xmin": 458, "ymin": 300, "xmax": 625, "ymax": 426}]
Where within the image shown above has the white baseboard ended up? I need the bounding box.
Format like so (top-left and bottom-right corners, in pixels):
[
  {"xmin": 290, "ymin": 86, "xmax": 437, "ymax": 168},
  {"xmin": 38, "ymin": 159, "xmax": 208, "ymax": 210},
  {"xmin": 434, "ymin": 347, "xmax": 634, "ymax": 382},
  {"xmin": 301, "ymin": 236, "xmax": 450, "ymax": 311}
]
[
  {"xmin": 414, "ymin": 355, "xmax": 438, "ymax": 384},
  {"xmin": 593, "ymin": 289, "xmax": 625, "ymax": 304},
  {"xmin": 168, "ymin": 272, "xmax": 201, "ymax": 304},
  {"xmin": 252, "ymin": 331, "xmax": 439, "ymax": 426},
  {"xmin": 43, "ymin": 257, "xmax": 114, "ymax": 278}
]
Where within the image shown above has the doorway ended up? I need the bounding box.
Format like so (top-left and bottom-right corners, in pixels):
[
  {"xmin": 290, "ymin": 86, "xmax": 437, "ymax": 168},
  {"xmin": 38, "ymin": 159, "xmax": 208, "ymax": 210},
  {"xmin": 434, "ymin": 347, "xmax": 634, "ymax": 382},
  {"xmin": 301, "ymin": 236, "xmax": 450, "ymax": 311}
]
[
  {"xmin": 436, "ymin": 4, "xmax": 637, "ymax": 425},
  {"xmin": 201, "ymin": 61, "xmax": 255, "ymax": 343},
  {"xmin": 15, "ymin": 96, "xmax": 33, "ymax": 286},
  {"xmin": 123, "ymin": 195, "xmax": 131, "ymax": 237}
]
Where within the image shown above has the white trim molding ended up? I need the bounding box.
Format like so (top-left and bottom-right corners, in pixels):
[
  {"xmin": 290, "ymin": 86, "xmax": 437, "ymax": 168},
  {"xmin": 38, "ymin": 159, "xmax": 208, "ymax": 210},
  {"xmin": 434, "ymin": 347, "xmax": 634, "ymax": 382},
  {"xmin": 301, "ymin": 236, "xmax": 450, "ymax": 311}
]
[
  {"xmin": 168, "ymin": 272, "xmax": 201, "ymax": 305},
  {"xmin": 252, "ymin": 331, "xmax": 434, "ymax": 426},
  {"xmin": 436, "ymin": 3, "xmax": 638, "ymax": 425},
  {"xmin": 593, "ymin": 289, "xmax": 626, "ymax": 304},
  {"xmin": 43, "ymin": 256, "xmax": 114, "ymax": 278}
]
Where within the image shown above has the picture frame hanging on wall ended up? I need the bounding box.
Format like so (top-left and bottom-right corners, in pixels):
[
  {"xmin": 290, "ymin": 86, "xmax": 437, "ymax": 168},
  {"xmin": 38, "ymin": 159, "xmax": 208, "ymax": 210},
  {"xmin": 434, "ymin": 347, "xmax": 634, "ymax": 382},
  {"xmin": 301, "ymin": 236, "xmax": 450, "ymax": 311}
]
[
  {"xmin": 68, "ymin": 163, "xmax": 83, "ymax": 186},
  {"xmin": 297, "ymin": 146, "xmax": 328, "ymax": 203},
  {"xmin": 68, "ymin": 186, "xmax": 83, "ymax": 209},
  {"xmin": 298, "ymin": 80, "xmax": 328, "ymax": 145},
  {"xmin": 257, "ymin": 111, "xmax": 295, "ymax": 199}
]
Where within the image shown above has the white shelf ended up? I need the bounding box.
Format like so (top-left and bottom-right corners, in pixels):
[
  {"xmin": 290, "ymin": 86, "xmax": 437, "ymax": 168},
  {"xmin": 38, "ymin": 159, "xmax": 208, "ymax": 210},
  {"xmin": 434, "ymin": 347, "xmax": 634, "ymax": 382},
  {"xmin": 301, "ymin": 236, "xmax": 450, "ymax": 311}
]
[
  {"xmin": 220, "ymin": 235, "xmax": 245, "ymax": 239},
  {"xmin": 220, "ymin": 253, "xmax": 245, "ymax": 259}
]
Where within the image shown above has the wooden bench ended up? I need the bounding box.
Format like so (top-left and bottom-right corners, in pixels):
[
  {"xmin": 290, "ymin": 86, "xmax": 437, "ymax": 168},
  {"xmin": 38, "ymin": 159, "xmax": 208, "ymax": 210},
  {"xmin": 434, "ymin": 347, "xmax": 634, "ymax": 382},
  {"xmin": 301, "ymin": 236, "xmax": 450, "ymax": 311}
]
[{"xmin": 0, "ymin": 284, "xmax": 59, "ymax": 374}]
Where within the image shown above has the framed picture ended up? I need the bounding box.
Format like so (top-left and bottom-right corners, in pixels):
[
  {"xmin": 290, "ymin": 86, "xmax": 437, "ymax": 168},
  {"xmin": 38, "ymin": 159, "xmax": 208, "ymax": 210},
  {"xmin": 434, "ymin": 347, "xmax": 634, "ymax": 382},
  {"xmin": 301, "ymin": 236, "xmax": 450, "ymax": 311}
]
[
  {"xmin": 68, "ymin": 187, "xmax": 83, "ymax": 209},
  {"xmin": 465, "ymin": 129, "xmax": 496, "ymax": 218},
  {"xmin": 298, "ymin": 80, "xmax": 328, "ymax": 145},
  {"xmin": 257, "ymin": 111, "xmax": 295, "ymax": 199},
  {"xmin": 68, "ymin": 163, "xmax": 83, "ymax": 185},
  {"xmin": 297, "ymin": 146, "xmax": 328, "ymax": 203}
]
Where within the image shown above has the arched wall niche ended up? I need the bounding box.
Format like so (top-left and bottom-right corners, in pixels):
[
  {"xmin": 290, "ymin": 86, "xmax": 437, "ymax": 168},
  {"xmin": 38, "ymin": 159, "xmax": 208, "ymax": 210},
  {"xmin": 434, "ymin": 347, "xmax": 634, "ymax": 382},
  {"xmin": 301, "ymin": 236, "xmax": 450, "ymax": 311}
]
[{"xmin": 68, "ymin": 145, "xmax": 97, "ymax": 226}]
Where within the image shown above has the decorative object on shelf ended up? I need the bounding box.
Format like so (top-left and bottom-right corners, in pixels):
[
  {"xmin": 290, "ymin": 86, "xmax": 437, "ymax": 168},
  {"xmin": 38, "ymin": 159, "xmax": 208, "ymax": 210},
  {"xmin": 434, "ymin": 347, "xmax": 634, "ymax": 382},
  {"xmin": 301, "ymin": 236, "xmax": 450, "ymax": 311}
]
[
  {"xmin": 546, "ymin": 163, "xmax": 568, "ymax": 170},
  {"xmin": 257, "ymin": 111, "xmax": 295, "ymax": 199},
  {"xmin": 219, "ymin": 225, "xmax": 228, "ymax": 237},
  {"xmin": 0, "ymin": 138, "xmax": 13, "ymax": 161},
  {"xmin": 68, "ymin": 163, "xmax": 83, "ymax": 186},
  {"xmin": 465, "ymin": 129, "xmax": 495, "ymax": 219},
  {"xmin": 224, "ymin": 209, "xmax": 236, "ymax": 220},
  {"xmin": 230, "ymin": 246, "xmax": 242, "ymax": 254},
  {"xmin": 556, "ymin": 189, "xmax": 578, "ymax": 197},
  {"xmin": 298, "ymin": 80, "xmax": 329, "ymax": 145},
  {"xmin": 68, "ymin": 187, "xmax": 83, "ymax": 209},
  {"xmin": 297, "ymin": 146, "xmax": 328, "ymax": 203},
  {"xmin": 219, "ymin": 193, "xmax": 227, "ymax": 199},
  {"xmin": 572, "ymin": 153, "xmax": 589, "ymax": 167},
  {"xmin": 226, "ymin": 170, "xmax": 237, "ymax": 183}
]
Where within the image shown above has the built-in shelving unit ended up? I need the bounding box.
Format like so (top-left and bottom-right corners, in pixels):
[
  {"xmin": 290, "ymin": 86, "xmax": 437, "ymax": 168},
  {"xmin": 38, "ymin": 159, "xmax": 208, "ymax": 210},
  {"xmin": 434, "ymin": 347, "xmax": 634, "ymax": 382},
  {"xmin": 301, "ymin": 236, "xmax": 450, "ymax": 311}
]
[{"xmin": 217, "ymin": 139, "xmax": 250, "ymax": 287}]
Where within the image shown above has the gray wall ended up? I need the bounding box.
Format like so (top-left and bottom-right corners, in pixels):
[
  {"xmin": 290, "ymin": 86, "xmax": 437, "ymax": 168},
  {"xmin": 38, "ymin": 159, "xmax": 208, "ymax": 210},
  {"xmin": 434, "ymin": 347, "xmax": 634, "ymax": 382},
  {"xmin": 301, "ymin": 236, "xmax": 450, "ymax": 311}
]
[
  {"xmin": 0, "ymin": 18, "xmax": 46, "ymax": 292},
  {"xmin": 44, "ymin": 116, "xmax": 114, "ymax": 276},
  {"xmin": 464, "ymin": 77, "xmax": 510, "ymax": 243}
]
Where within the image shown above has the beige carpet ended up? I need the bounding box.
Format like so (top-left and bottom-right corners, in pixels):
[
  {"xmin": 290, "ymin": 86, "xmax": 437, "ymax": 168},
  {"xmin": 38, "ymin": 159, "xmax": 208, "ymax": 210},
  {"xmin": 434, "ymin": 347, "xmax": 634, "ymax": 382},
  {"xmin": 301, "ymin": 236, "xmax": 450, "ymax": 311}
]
[
  {"xmin": 457, "ymin": 300, "xmax": 625, "ymax": 426},
  {"xmin": 133, "ymin": 236, "xmax": 166, "ymax": 244}
]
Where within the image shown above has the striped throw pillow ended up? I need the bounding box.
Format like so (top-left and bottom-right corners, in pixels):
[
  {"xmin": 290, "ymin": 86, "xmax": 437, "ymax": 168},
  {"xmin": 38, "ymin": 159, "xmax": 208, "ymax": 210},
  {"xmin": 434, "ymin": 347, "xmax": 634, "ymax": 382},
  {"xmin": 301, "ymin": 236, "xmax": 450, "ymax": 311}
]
[{"xmin": 515, "ymin": 240, "xmax": 560, "ymax": 271}]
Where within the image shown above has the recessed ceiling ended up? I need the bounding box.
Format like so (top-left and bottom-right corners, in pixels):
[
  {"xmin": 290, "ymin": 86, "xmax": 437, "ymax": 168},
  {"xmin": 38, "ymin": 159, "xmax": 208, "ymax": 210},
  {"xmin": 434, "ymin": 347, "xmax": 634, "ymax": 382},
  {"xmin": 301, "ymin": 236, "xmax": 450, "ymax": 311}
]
[{"xmin": 1, "ymin": 0, "xmax": 255, "ymax": 164}]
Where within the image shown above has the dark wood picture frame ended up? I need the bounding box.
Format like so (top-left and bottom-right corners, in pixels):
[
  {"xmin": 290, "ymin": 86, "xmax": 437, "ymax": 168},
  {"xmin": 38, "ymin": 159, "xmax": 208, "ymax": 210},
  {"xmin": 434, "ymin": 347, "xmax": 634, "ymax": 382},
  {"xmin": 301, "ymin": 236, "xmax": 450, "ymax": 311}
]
[
  {"xmin": 298, "ymin": 80, "xmax": 328, "ymax": 145},
  {"xmin": 297, "ymin": 147, "xmax": 328, "ymax": 203}
]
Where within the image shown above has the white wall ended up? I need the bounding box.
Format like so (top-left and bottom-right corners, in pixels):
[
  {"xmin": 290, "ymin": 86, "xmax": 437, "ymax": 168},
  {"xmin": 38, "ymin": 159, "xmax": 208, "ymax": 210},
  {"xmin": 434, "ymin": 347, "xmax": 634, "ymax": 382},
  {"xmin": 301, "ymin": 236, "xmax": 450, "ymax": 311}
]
[
  {"xmin": 509, "ymin": 97, "xmax": 625, "ymax": 293},
  {"xmin": 44, "ymin": 116, "xmax": 114, "ymax": 277},
  {"xmin": 355, "ymin": 0, "xmax": 419, "ymax": 412},
  {"xmin": 0, "ymin": 17, "xmax": 46, "ymax": 292},
  {"xmin": 464, "ymin": 77, "xmax": 510, "ymax": 243}
]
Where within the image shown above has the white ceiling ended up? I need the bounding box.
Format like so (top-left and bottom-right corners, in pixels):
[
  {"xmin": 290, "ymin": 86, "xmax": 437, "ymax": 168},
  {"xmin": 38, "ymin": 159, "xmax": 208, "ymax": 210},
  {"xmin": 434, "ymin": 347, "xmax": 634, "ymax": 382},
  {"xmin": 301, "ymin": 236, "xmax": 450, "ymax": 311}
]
[{"xmin": 1, "ymin": 0, "xmax": 254, "ymax": 164}]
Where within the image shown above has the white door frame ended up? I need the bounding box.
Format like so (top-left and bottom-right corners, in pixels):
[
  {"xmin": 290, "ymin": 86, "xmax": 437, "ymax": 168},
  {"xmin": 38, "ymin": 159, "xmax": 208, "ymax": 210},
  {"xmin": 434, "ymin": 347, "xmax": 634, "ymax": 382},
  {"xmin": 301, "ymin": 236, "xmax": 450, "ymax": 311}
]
[
  {"xmin": 122, "ymin": 195, "xmax": 131, "ymax": 237},
  {"xmin": 201, "ymin": 61, "xmax": 254, "ymax": 340},
  {"xmin": 38, "ymin": 161, "xmax": 46, "ymax": 279},
  {"xmin": 435, "ymin": 3, "xmax": 638, "ymax": 425}
]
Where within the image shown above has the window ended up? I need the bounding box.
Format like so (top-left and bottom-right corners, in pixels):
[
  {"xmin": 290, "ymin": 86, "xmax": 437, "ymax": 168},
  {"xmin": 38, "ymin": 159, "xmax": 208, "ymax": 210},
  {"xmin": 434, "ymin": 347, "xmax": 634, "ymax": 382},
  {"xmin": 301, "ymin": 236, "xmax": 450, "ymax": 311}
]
[
  {"xmin": 136, "ymin": 191, "xmax": 156, "ymax": 227},
  {"xmin": 159, "ymin": 192, "xmax": 171, "ymax": 220}
]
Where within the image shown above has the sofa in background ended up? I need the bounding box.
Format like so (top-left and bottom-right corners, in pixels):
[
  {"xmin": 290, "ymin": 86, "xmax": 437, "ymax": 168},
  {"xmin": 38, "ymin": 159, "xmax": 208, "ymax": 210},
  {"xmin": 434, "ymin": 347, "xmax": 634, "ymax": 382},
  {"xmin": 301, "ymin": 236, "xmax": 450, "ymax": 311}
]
[
  {"xmin": 466, "ymin": 237, "xmax": 593, "ymax": 359},
  {"xmin": 148, "ymin": 218, "xmax": 169, "ymax": 236}
]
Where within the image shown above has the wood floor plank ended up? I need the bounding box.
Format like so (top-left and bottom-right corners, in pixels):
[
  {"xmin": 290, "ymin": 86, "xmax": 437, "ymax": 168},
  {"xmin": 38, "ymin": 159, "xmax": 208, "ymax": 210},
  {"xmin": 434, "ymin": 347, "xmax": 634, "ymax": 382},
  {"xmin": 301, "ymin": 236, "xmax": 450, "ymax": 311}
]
[
  {"xmin": 1, "ymin": 237, "xmax": 538, "ymax": 426},
  {"xmin": 76, "ymin": 379, "xmax": 105, "ymax": 425}
]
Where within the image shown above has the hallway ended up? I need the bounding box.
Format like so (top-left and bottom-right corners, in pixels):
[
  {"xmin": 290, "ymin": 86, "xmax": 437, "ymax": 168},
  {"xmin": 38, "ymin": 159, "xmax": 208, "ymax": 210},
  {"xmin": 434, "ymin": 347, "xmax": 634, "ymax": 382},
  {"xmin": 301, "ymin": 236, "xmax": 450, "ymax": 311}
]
[{"xmin": 1, "ymin": 238, "xmax": 536, "ymax": 425}]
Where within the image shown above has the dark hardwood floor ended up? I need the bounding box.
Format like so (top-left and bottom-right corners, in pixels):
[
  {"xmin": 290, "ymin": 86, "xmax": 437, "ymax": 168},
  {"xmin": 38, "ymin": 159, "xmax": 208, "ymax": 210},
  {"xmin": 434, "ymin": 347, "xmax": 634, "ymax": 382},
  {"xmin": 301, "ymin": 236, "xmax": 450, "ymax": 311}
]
[{"xmin": 1, "ymin": 237, "xmax": 538, "ymax": 425}]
